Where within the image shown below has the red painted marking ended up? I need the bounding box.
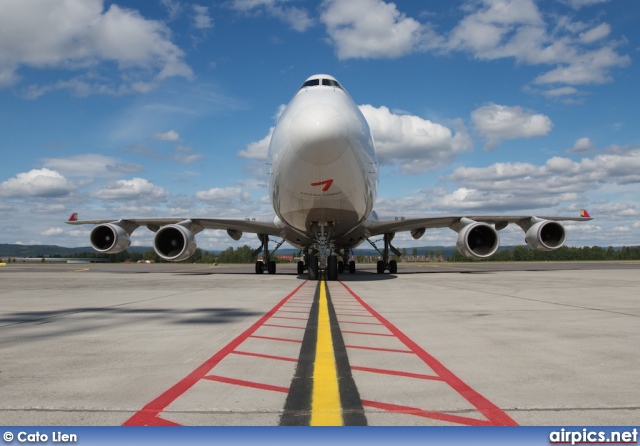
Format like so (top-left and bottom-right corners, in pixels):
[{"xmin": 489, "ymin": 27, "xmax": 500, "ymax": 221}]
[
  {"xmin": 204, "ymin": 375, "xmax": 289, "ymax": 393},
  {"xmin": 249, "ymin": 335, "xmax": 302, "ymax": 343},
  {"xmin": 339, "ymin": 281, "xmax": 518, "ymax": 426},
  {"xmin": 346, "ymin": 344, "xmax": 413, "ymax": 354},
  {"xmin": 310, "ymin": 179, "xmax": 334, "ymax": 192},
  {"xmin": 342, "ymin": 330, "xmax": 394, "ymax": 337},
  {"xmin": 351, "ymin": 366, "xmax": 442, "ymax": 381},
  {"xmin": 122, "ymin": 280, "xmax": 308, "ymax": 426},
  {"xmin": 362, "ymin": 400, "xmax": 491, "ymax": 426},
  {"xmin": 232, "ymin": 350, "xmax": 297, "ymax": 363},
  {"xmin": 335, "ymin": 313, "xmax": 375, "ymax": 318},
  {"xmin": 271, "ymin": 316, "xmax": 308, "ymax": 321},
  {"xmin": 339, "ymin": 320, "xmax": 384, "ymax": 326},
  {"xmin": 263, "ymin": 323, "xmax": 306, "ymax": 330}
]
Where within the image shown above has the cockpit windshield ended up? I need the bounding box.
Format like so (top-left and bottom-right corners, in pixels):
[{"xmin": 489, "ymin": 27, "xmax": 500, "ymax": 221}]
[{"xmin": 299, "ymin": 78, "xmax": 343, "ymax": 91}]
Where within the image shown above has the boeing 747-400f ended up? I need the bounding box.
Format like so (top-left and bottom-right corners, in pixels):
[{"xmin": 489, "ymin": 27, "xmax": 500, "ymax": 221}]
[{"xmin": 66, "ymin": 74, "xmax": 592, "ymax": 280}]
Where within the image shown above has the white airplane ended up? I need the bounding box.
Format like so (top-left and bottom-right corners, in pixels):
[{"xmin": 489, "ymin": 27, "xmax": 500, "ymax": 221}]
[{"xmin": 66, "ymin": 74, "xmax": 593, "ymax": 280}]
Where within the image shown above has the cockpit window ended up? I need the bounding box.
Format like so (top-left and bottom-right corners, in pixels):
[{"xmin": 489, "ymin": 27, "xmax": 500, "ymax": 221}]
[
  {"xmin": 322, "ymin": 79, "xmax": 343, "ymax": 89},
  {"xmin": 299, "ymin": 78, "xmax": 344, "ymax": 91},
  {"xmin": 300, "ymin": 79, "xmax": 320, "ymax": 89}
]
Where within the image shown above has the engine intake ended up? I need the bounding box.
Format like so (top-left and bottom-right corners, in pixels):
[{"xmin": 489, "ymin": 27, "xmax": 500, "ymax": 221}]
[
  {"xmin": 154, "ymin": 224, "xmax": 197, "ymax": 262},
  {"xmin": 90, "ymin": 223, "xmax": 131, "ymax": 254},
  {"xmin": 455, "ymin": 221, "xmax": 500, "ymax": 260},
  {"xmin": 525, "ymin": 220, "xmax": 566, "ymax": 251}
]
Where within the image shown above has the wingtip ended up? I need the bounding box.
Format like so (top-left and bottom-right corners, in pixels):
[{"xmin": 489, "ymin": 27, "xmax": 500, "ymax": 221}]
[
  {"xmin": 68, "ymin": 212, "xmax": 78, "ymax": 222},
  {"xmin": 580, "ymin": 209, "xmax": 591, "ymax": 218}
]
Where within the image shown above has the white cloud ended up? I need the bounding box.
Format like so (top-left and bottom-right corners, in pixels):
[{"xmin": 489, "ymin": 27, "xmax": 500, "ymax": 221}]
[
  {"xmin": 562, "ymin": 0, "xmax": 611, "ymax": 9},
  {"xmin": 151, "ymin": 130, "xmax": 180, "ymax": 141},
  {"xmin": 471, "ymin": 103, "xmax": 553, "ymax": 149},
  {"xmin": 359, "ymin": 105, "xmax": 472, "ymax": 173},
  {"xmin": 0, "ymin": 168, "xmax": 75, "ymax": 198},
  {"xmin": 173, "ymin": 153, "xmax": 204, "ymax": 164},
  {"xmin": 542, "ymin": 87, "xmax": 579, "ymax": 98},
  {"xmin": 438, "ymin": 148, "xmax": 640, "ymax": 212},
  {"xmin": 238, "ymin": 127, "xmax": 274, "ymax": 160},
  {"xmin": 42, "ymin": 154, "xmax": 143, "ymax": 177},
  {"xmin": 195, "ymin": 187, "xmax": 252, "ymax": 204},
  {"xmin": 41, "ymin": 228, "xmax": 64, "ymax": 236},
  {"xmin": 315, "ymin": 0, "xmax": 628, "ymax": 95},
  {"xmin": 579, "ymin": 23, "xmax": 611, "ymax": 44},
  {"xmin": 565, "ymin": 137, "xmax": 596, "ymax": 155},
  {"xmin": 230, "ymin": 0, "xmax": 312, "ymax": 32},
  {"xmin": 93, "ymin": 178, "xmax": 168, "ymax": 200},
  {"xmin": 0, "ymin": 0, "xmax": 192, "ymax": 94},
  {"xmin": 320, "ymin": 0, "xmax": 427, "ymax": 59},
  {"xmin": 192, "ymin": 5, "xmax": 213, "ymax": 30}
]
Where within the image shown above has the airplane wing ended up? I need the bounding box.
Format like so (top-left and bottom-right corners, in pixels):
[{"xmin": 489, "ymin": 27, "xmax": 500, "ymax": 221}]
[
  {"xmin": 66, "ymin": 216, "xmax": 283, "ymax": 237},
  {"xmin": 364, "ymin": 210, "xmax": 593, "ymax": 260},
  {"xmin": 65, "ymin": 213, "xmax": 284, "ymax": 262},
  {"xmin": 364, "ymin": 212, "xmax": 593, "ymax": 237}
]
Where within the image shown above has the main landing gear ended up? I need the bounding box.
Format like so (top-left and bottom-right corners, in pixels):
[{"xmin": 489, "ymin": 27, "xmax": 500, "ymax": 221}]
[
  {"xmin": 367, "ymin": 233, "xmax": 400, "ymax": 274},
  {"xmin": 253, "ymin": 233, "xmax": 285, "ymax": 275}
]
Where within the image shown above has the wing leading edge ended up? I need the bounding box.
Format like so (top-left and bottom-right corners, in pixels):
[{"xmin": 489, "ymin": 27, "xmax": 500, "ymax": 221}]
[
  {"xmin": 365, "ymin": 212, "xmax": 593, "ymax": 237},
  {"xmin": 66, "ymin": 214, "xmax": 284, "ymax": 262},
  {"xmin": 363, "ymin": 210, "xmax": 593, "ymax": 264}
]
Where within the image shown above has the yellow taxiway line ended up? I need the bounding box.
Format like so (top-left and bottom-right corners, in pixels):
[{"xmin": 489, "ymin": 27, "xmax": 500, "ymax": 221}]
[{"xmin": 310, "ymin": 275, "xmax": 343, "ymax": 426}]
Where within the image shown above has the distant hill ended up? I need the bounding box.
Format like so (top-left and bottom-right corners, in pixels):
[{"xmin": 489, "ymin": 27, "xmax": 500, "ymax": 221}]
[
  {"xmin": 0, "ymin": 244, "xmax": 150, "ymax": 257},
  {"xmin": 0, "ymin": 243, "xmax": 457, "ymax": 258}
]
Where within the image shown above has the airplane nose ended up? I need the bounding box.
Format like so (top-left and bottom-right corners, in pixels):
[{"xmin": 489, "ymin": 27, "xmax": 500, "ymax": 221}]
[{"xmin": 290, "ymin": 104, "xmax": 350, "ymax": 164}]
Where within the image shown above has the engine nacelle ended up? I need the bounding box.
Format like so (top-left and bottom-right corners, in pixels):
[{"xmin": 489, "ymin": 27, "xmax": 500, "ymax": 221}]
[
  {"xmin": 90, "ymin": 223, "xmax": 131, "ymax": 254},
  {"xmin": 456, "ymin": 221, "xmax": 500, "ymax": 260},
  {"xmin": 525, "ymin": 220, "xmax": 566, "ymax": 251},
  {"xmin": 154, "ymin": 224, "xmax": 197, "ymax": 262}
]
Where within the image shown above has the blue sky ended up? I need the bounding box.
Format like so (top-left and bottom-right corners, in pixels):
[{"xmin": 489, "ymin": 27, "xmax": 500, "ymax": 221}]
[{"xmin": 1, "ymin": 0, "xmax": 639, "ymax": 250}]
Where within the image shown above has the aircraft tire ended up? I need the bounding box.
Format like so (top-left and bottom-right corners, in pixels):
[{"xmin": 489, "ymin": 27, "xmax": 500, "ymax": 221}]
[
  {"xmin": 328, "ymin": 256, "xmax": 338, "ymax": 281},
  {"xmin": 255, "ymin": 260, "xmax": 264, "ymax": 274},
  {"xmin": 308, "ymin": 256, "xmax": 319, "ymax": 280},
  {"xmin": 389, "ymin": 259, "xmax": 398, "ymax": 274},
  {"xmin": 297, "ymin": 260, "xmax": 304, "ymax": 274},
  {"xmin": 349, "ymin": 260, "xmax": 356, "ymax": 274},
  {"xmin": 268, "ymin": 260, "xmax": 276, "ymax": 274},
  {"xmin": 376, "ymin": 260, "xmax": 385, "ymax": 274}
]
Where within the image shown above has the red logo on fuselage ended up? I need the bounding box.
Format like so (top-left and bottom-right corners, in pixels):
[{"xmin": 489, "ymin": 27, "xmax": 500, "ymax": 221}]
[{"xmin": 310, "ymin": 179, "xmax": 334, "ymax": 192}]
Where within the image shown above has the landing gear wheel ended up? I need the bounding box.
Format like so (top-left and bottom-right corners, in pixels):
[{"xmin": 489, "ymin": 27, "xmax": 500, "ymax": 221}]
[
  {"xmin": 308, "ymin": 256, "xmax": 319, "ymax": 280},
  {"xmin": 328, "ymin": 256, "xmax": 338, "ymax": 281},
  {"xmin": 377, "ymin": 260, "xmax": 385, "ymax": 274},
  {"xmin": 389, "ymin": 259, "xmax": 398, "ymax": 274},
  {"xmin": 349, "ymin": 260, "xmax": 356, "ymax": 274},
  {"xmin": 338, "ymin": 260, "xmax": 344, "ymax": 274},
  {"xmin": 255, "ymin": 260, "xmax": 264, "ymax": 274},
  {"xmin": 268, "ymin": 260, "xmax": 276, "ymax": 274},
  {"xmin": 297, "ymin": 260, "xmax": 304, "ymax": 275}
]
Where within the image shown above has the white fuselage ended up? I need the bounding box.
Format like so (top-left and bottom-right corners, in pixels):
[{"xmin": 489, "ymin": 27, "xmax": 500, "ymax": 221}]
[{"xmin": 268, "ymin": 75, "xmax": 378, "ymax": 250}]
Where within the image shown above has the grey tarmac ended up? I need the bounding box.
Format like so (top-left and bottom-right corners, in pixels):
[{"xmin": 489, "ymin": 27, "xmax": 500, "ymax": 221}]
[{"xmin": 0, "ymin": 261, "xmax": 639, "ymax": 425}]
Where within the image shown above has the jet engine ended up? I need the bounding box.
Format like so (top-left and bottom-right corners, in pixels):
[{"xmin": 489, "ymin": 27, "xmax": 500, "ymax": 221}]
[
  {"xmin": 90, "ymin": 223, "xmax": 131, "ymax": 254},
  {"xmin": 154, "ymin": 224, "xmax": 197, "ymax": 262},
  {"xmin": 525, "ymin": 220, "xmax": 566, "ymax": 251},
  {"xmin": 455, "ymin": 220, "xmax": 500, "ymax": 260}
]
